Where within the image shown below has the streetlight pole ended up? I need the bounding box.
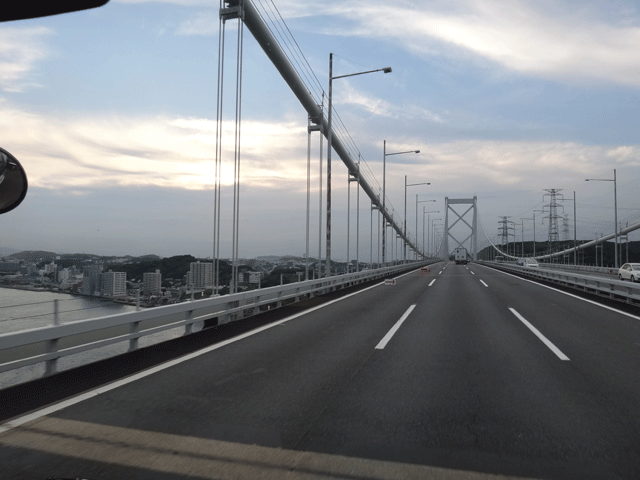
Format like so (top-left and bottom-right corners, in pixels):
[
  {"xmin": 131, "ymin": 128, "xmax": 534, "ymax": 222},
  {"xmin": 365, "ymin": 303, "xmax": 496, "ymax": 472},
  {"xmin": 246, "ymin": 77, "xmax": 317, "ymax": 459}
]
[
  {"xmin": 519, "ymin": 219, "xmax": 525, "ymax": 257},
  {"xmin": 574, "ymin": 191, "xmax": 577, "ymax": 265},
  {"xmin": 403, "ymin": 173, "xmax": 427, "ymax": 262},
  {"xmin": 433, "ymin": 223, "xmax": 443, "ymax": 258},
  {"xmin": 416, "ymin": 196, "xmax": 435, "ymax": 258},
  {"xmin": 326, "ymin": 53, "xmax": 391, "ymax": 277},
  {"xmin": 561, "ymin": 192, "xmax": 578, "ymax": 265},
  {"xmin": 381, "ymin": 145, "xmax": 419, "ymax": 266},
  {"xmin": 521, "ymin": 217, "xmax": 534, "ymax": 258},
  {"xmin": 432, "ymin": 219, "xmax": 442, "ymax": 257},
  {"xmin": 586, "ymin": 169, "xmax": 618, "ymax": 268},
  {"xmin": 423, "ymin": 209, "xmax": 439, "ymax": 258}
]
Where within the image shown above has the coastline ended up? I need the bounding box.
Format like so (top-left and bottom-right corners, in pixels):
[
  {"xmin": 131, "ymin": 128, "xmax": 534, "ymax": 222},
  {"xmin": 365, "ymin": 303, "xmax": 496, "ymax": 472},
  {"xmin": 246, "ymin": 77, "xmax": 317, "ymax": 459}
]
[{"xmin": 0, "ymin": 284, "xmax": 51, "ymax": 292}]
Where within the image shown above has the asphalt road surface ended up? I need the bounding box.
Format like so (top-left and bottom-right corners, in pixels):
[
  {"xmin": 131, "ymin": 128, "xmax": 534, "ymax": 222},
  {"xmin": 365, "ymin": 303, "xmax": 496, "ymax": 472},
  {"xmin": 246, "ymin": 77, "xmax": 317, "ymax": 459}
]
[{"xmin": 1, "ymin": 263, "xmax": 639, "ymax": 479}]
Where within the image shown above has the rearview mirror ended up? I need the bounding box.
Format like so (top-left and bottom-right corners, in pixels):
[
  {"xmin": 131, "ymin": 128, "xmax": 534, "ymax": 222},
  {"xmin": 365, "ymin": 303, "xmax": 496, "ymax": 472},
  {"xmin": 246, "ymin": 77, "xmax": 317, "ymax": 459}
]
[
  {"xmin": 0, "ymin": 148, "xmax": 28, "ymax": 214},
  {"xmin": 0, "ymin": 1, "xmax": 109, "ymax": 22}
]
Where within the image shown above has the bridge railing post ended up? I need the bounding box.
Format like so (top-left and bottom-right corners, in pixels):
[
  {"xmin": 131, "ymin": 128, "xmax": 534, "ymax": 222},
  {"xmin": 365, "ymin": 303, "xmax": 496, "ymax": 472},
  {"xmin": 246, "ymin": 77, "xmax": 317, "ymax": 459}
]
[
  {"xmin": 45, "ymin": 338, "xmax": 59, "ymax": 376},
  {"xmin": 53, "ymin": 299, "xmax": 59, "ymax": 326},
  {"xmin": 129, "ymin": 321, "xmax": 140, "ymax": 351}
]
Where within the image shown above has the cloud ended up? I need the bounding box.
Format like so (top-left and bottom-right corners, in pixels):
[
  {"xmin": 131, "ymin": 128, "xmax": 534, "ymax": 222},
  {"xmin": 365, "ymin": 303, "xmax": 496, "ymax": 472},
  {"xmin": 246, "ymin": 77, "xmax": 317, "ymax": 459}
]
[
  {"xmin": 394, "ymin": 139, "xmax": 640, "ymax": 192},
  {"xmin": 139, "ymin": 0, "xmax": 640, "ymax": 89},
  {"xmin": 245, "ymin": 0, "xmax": 640, "ymax": 88},
  {"xmin": 0, "ymin": 99, "xmax": 308, "ymax": 191},
  {"xmin": 340, "ymin": 0, "xmax": 640, "ymax": 87},
  {"xmin": 1, "ymin": 97, "xmax": 637, "ymax": 215},
  {"xmin": 0, "ymin": 26, "xmax": 53, "ymax": 92},
  {"xmin": 339, "ymin": 82, "xmax": 444, "ymax": 123},
  {"xmin": 175, "ymin": 11, "xmax": 218, "ymax": 36}
]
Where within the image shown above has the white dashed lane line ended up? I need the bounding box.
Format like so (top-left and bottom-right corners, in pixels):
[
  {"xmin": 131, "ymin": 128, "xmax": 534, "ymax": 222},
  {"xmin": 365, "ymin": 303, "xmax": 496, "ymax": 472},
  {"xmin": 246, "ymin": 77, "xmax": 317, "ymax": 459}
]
[
  {"xmin": 509, "ymin": 308, "xmax": 570, "ymax": 361},
  {"xmin": 376, "ymin": 305, "xmax": 417, "ymax": 350}
]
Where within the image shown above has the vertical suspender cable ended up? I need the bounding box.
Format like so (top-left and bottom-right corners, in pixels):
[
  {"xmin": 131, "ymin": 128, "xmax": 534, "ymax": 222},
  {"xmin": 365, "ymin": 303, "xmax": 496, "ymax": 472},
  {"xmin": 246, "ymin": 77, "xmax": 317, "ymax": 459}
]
[
  {"xmin": 377, "ymin": 203, "xmax": 380, "ymax": 266},
  {"xmin": 370, "ymin": 203, "xmax": 373, "ymax": 268},
  {"xmin": 318, "ymin": 93, "xmax": 324, "ymax": 276},
  {"xmin": 231, "ymin": 2, "xmax": 244, "ymax": 293},
  {"xmin": 356, "ymin": 158, "xmax": 360, "ymax": 272},
  {"xmin": 347, "ymin": 170, "xmax": 350, "ymax": 272},
  {"xmin": 305, "ymin": 114, "xmax": 311, "ymax": 280},
  {"xmin": 214, "ymin": 7, "xmax": 226, "ymax": 294}
]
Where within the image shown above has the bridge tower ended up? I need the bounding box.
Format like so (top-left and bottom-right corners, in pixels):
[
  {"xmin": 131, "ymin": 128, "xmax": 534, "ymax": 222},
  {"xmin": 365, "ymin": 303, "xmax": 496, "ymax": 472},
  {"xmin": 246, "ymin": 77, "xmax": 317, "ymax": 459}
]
[{"xmin": 443, "ymin": 196, "xmax": 478, "ymax": 261}]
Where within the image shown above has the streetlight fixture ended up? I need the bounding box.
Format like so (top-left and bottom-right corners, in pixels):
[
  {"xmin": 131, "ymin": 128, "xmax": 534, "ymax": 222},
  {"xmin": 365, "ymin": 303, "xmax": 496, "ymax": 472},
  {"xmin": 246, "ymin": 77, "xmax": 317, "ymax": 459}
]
[
  {"xmin": 326, "ymin": 53, "xmax": 391, "ymax": 277},
  {"xmin": 586, "ymin": 169, "xmax": 618, "ymax": 268},
  {"xmin": 382, "ymin": 142, "xmax": 418, "ymax": 266},
  {"xmin": 403, "ymin": 173, "xmax": 427, "ymax": 262}
]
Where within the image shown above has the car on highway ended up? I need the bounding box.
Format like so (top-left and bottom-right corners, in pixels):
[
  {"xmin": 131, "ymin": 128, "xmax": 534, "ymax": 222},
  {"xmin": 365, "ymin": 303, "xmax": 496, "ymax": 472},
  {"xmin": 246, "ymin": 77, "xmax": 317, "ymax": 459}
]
[
  {"xmin": 524, "ymin": 258, "xmax": 539, "ymax": 268},
  {"xmin": 618, "ymin": 263, "xmax": 640, "ymax": 282}
]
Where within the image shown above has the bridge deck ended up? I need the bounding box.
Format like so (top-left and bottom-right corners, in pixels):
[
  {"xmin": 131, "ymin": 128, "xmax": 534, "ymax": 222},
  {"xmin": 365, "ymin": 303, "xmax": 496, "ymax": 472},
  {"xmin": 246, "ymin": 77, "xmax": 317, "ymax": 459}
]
[{"xmin": 1, "ymin": 263, "xmax": 639, "ymax": 479}]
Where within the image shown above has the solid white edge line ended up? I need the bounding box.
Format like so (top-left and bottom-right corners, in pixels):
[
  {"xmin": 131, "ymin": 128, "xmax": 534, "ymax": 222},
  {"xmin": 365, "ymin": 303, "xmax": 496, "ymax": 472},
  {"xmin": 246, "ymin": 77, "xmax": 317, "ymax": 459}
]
[
  {"xmin": 375, "ymin": 304, "xmax": 417, "ymax": 350},
  {"xmin": 1, "ymin": 266, "xmax": 430, "ymax": 434},
  {"xmin": 474, "ymin": 263, "xmax": 640, "ymax": 322},
  {"xmin": 429, "ymin": 279, "xmax": 436, "ymax": 286},
  {"xmin": 509, "ymin": 308, "xmax": 570, "ymax": 361},
  {"xmin": 480, "ymin": 280, "xmax": 488, "ymax": 287}
]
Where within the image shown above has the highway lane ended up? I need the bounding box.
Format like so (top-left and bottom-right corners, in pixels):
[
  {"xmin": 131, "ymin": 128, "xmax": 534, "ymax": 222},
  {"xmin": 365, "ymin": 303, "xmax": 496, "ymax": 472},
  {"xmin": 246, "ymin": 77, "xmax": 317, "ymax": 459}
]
[
  {"xmin": 295, "ymin": 263, "xmax": 639, "ymax": 479},
  {"xmin": 1, "ymin": 262, "xmax": 639, "ymax": 479}
]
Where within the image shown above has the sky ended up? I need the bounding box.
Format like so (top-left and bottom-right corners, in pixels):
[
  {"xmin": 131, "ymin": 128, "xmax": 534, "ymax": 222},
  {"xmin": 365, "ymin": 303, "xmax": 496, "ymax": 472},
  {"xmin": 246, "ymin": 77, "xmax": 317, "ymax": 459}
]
[{"xmin": 1, "ymin": 0, "xmax": 639, "ymax": 260}]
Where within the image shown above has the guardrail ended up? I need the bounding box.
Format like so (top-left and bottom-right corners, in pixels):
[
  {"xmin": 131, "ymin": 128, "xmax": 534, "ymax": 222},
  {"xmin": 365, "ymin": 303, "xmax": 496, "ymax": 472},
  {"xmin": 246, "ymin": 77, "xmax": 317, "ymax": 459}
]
[
  {"xmin": 531, "ymin": 263, "xmax": 617, "ymax": 276},
  {"xmin": 0, "ymin": 261, "xmax": 436, "ymax": 380},
  {"xmin": 480, "ymin": 261, "xmax": 640, "ymax": 305}
]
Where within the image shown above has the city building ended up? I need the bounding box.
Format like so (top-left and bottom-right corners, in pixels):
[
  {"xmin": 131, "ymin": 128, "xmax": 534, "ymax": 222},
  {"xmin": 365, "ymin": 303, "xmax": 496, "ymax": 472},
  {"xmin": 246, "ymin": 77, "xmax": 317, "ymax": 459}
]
[
  {"xmin": 20, "ymin": 263, "xmax": 37, "ymax": 276},
  {"xmin": 44, "ymin": 261, "xmax": 58, "ymax": 279},
  {"xmin": 82, "ymin": 264, "xmax": 104, "ymax": 294},
  {"xmin": 57, "ymin": 268, "xmax": 70, "ymax": 283},
  {"xmin": 143, "ymin": 269, "xmax": 162, "ymax": 296},
  {"xmin": 241, "ymin": 271, "xmax": 261, "ymax": 284},
  {"xmin": 101, "ymin": 271, "xmax": 127, "ymax": 297},
  {"xmin": 0, "ymin": 262, "xmax": 21, "ymax": 272},
  {"xmin": 188, "ymin": 261, "xmax": 213, "ymax": 288}
]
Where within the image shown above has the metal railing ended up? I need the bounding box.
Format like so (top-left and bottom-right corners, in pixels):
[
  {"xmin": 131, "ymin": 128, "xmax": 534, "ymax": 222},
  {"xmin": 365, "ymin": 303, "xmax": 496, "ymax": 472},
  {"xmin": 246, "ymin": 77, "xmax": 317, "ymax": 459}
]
[
  {"xmin": 0, "ymin": 262, "xmax": 435, "ymax": 380},
  {"xmin": 481, "ymin": 261, "xmax": 640, "ymax": 305},
  {"xmin": 533, "ymin": 263, "xmax": 617, "ymax": 276}
]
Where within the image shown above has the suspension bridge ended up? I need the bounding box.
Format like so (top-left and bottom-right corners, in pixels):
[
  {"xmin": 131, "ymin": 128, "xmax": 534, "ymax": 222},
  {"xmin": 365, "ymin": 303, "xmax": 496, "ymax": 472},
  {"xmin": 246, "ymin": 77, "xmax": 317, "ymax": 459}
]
[{"xmin": 0, "ymin": 1, "xmax": 639, "ymax": 479}]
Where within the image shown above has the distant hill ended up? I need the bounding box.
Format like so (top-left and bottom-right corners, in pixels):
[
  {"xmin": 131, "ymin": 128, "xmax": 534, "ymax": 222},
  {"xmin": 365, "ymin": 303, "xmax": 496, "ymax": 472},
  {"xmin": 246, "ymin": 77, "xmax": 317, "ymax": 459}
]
[
  {"xmin": 255, "ymin": 255, "xmax": 281, "ymax": 262},
  {"xmin": 7, "ymin": 250, "xmax": 58, "ymax": 262},
  {"xmin": 5, "ymin": 251, "xmax": 162, "ymax": 266},
  {"xmin": 136, "ymin": 254, "xmax": 162, "ymax": 262},
  {"xmin": 0, "ymin": 247, "xmax": 21, "ymax": 257},
  {"xmin": 257, "ymin": 255, "xmax": 318, "ymax": 263}
]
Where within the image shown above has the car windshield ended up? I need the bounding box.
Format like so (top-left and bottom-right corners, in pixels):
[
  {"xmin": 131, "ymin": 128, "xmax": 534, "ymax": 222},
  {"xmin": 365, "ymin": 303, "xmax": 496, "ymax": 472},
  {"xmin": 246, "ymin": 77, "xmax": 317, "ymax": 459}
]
[{"xmin": 1, "ymin": 2, "xmax": 640, "ymax": 480}]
